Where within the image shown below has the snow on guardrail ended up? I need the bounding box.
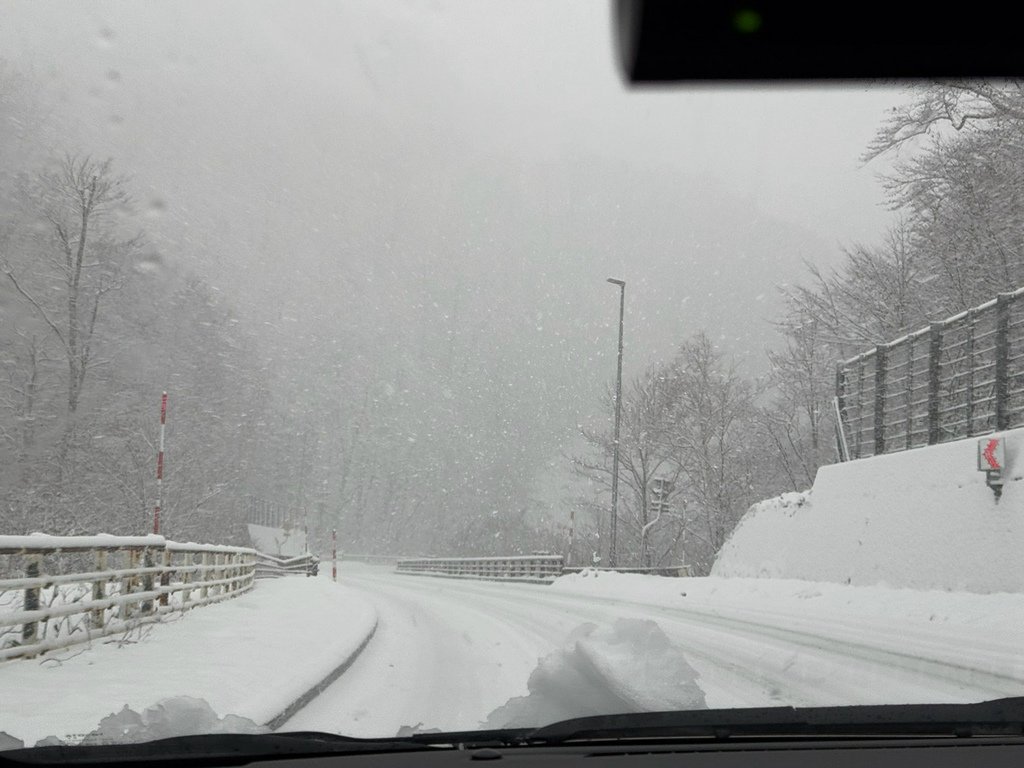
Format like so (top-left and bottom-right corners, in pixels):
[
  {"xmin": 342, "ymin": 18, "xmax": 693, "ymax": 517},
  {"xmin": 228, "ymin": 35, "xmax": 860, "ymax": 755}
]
[
  {"xmin": 0, "ymin": 533, "xmax": 317, "ymax": 662},
  {"xmin": 396, "ymin": 555, "xmax": 565, "ymax": 583}
]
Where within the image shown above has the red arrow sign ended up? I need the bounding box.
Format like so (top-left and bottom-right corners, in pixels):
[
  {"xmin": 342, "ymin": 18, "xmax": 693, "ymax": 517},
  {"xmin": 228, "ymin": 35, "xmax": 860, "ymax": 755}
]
[{"xmin": 981, "ymin": 438, "xmax": 1002, "ymax": 470}]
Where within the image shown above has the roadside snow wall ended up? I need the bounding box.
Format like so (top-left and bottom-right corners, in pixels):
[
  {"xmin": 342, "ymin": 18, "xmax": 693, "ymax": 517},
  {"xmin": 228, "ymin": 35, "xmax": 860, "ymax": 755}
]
[{"xmin": 713, "ymin": 427, "xmax": 1024, "ymax": 593}]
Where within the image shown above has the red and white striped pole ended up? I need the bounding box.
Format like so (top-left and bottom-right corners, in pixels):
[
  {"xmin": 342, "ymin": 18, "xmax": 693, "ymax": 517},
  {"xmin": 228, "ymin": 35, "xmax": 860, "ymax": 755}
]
[
  {"xmin": 154, "ymin": 392, "xmax": 167, "ymax": 535},
  {"xmin": 332, "ymin": 529, "xmax": 337, "ymax": 582}
]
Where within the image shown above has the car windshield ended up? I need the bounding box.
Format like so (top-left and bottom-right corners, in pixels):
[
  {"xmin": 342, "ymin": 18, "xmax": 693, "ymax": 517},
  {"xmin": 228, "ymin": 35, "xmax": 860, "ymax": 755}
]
[{"xmin": 0, "ymin": 0, "xmax": 1022, "ymax": 751}]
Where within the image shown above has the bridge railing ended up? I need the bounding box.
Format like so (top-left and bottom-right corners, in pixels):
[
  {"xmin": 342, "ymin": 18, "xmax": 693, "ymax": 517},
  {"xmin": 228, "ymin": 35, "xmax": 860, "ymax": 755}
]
[
  {"xmin": 396, "ymin": 555, "xmax": 565, "ymax": 583},
  {"xmin": 837, "ymin": 287, "xmax": 1024, "ymax": 458},
  {"xmin": 0, "ymin": 534, "xmax": 261, "ymax": 662},
  {"xmin": 562, "ymin": 565, "xmax": 694, "ymax": 577},
  {"xmin": 341, "ymin": 553, "xmax": 404, "ymax": 566}
]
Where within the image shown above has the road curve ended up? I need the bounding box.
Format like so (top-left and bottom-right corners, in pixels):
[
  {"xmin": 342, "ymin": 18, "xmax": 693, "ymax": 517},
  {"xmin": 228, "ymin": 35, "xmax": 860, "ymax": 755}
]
[{"xmin": 280, "ymin": 565, "xmax": 1023, "ymax": 737}]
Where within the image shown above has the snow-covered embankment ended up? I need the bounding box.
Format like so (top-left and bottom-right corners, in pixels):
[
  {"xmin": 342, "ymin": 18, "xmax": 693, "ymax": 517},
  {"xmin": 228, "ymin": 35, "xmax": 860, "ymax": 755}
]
[{"xmin": 713, "ymin": 427, "xmax": 1024, "ymax": 592}]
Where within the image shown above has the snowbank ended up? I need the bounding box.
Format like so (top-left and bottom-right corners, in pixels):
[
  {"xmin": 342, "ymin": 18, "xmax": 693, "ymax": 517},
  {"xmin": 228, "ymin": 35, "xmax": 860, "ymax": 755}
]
[
  {"xmin": 548, "ymin": 570, "xmax": 1023, "ymax": 701},
  {"xmin": 552, "ymin": 570, "xmax": 1024, "ymax": 637},
  {"xmin": 1, "ymin": 697, "xmax": 267, "ymax": 750},
  {"xmin": 483, "ymin": 619, "xmax": 705, "ymax": 728},
  {"xmin": 0, "ymin": 573, "xmax": 376, "ymax": 746},
  {"xmin": 713, "ymin": 427, "xmax": 1024, "ymax": 593}
]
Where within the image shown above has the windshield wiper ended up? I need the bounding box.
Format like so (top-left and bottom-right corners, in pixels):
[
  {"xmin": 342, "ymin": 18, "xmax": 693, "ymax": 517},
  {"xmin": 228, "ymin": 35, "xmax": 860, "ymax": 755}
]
[
  {"xmin": 0, "ymin": 732, "xmax": 433, "ymax": 766},
  {"xmin": 5, "ymin": 699, "xmax": 1022, "ymax": 764},
  {"xmin": 521, "ymin": 696, "xmax": 1024, "ymax": 744}
]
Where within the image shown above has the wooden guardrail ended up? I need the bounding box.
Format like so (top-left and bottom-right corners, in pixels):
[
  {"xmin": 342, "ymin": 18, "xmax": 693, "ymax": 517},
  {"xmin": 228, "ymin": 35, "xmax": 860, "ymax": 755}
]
[
  {"xmin": 0, "ymin": 534, "xmax": 271, "ymax": 662},
  {"xmin": 396, "ymin": 555, "xmax": 565, "ymax": 583}
]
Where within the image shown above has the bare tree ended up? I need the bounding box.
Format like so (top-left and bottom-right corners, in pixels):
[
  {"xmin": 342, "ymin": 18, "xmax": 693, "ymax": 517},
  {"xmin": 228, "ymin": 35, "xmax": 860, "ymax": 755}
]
[
  {"xmin": 572, "ymin": 334, "xmax": 765, "ymax": 573},
  {"xmin": 863, "ymin": 81, "xmax": 1024, "ymax": 162},
  {"xmin": 761, "ymin": 309, "xmax": 836, "ymax": 490},
  {"xmin": 2, "ymin": 155, "xmax": 140, "ymax": 472}
]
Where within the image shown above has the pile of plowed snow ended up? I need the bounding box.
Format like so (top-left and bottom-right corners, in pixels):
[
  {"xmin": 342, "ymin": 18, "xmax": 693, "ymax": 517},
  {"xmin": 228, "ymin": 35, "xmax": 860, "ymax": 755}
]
[{"xmin": 484, "ymin": 619, "xmax": 705, "ymax": 728}]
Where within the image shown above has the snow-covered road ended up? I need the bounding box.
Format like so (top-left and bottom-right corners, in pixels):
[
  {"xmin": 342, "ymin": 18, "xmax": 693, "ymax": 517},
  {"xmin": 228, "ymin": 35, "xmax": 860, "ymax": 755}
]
[{"xmin": 280, "ymin": 565, "xmax": 1024, "ymax": 737}]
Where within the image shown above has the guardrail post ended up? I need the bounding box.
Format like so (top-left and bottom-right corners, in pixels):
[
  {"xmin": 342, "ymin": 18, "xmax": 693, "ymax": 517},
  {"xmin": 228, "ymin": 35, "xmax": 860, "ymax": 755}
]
[
  {"xmin": 181, "ymin": 551, "xmax": 192, "ymax": 605},
  {"xmin": 995, "ymin": 293, "xmax": 1011, "ymax": 430},
  {"xmin": 22, "ymin": 554, "xmax": 42, "ymax": 646},
  {"xmin": 142, "ymin": 548, "xmax": 155, "ymax": 614},
  {"xmin": 120, "ymin": 549, "xmax": 137, "ymax": 620},
  {"xmin": 873, "ymin": 344, "xmax": 887, "ymax": 456},
  {"xmin": 928, "ymin": 323, "xmax": 943, "ymax": 444},
  {"xmin": 201, "ymin": 552, "xmax": 210, "ymax": 599},
  {"xmin": 91, "ymin": 550, "xmax": 107, "ymax": 629},
  {"xmin": 159, "ymin": 548, "xmax": 171, "ymax": 606}
]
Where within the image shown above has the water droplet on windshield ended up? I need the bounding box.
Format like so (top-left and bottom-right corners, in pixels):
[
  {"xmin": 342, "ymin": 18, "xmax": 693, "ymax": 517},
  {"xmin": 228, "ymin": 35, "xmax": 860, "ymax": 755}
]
[{"xmin": 95, "ymin": 27, "xmax": 115, "ymax": 48}]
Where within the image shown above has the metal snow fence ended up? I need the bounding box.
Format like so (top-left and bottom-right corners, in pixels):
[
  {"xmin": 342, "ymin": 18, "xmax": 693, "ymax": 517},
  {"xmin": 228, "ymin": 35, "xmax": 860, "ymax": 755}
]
[
  {"xmin": 836, "ymin": 288, "xmax": 1024, "ymax": 459},
  {"xmin": 396, "ymin": 555, "xmax": 565, "ymax": 584},
  {"xmin": 0, "ymin": 534, "xmax": 257, "ymax": 662}
]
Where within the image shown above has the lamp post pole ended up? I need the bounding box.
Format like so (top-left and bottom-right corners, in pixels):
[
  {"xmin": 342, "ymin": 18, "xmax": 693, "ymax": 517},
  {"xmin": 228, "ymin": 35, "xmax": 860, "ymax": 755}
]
[{"xmin": 606, "ymin": 278, "xmax": 625, "ymax": 568}]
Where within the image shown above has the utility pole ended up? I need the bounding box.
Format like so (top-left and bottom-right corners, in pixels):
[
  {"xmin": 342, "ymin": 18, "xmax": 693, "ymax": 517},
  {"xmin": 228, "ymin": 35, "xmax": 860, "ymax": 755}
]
[{"xmin": 607, "ymin": 278, "xmax": 625, "ymax": 567}]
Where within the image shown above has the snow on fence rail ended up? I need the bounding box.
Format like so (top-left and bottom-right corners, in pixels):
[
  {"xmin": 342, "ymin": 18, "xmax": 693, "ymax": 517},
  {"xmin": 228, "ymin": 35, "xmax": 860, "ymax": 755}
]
[
  {"xmin": 0, "ymin": 534, "xmax": 316, "ymax": 663},
  {"xmin": 341, "ymin": 553, "xmax": 405, "ymax": 565},
  {"xmin": 562, "ymin": 565, "xmax": 694, "ymax": 577},
  {"xmin": 396, "ymin": 555, "xmax": 565, "ymax": 583},
  {"xmin": 836, "ymin": 287, "xmax": 1024, "ymax": 459}
]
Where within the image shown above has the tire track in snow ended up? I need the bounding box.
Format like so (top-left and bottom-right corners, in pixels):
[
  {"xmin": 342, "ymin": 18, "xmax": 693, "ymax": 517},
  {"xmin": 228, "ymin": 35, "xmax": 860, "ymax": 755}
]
[
  {"xmin": 278, "ymin": 570, "xmax": 566, "ymax": 735},
  {"xmin": 282, "ymin": 568, "xmax": 1024, "ymax": 734},
  {"xmin": 433, "ymin": 577, "xmax": 1024, "ymax": 705}
]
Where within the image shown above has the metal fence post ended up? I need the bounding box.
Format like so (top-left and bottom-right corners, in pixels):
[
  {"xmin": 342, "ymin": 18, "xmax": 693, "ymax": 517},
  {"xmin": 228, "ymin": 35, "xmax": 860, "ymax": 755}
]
[
  {"xmin": 965, "ymin": 308, "xmax": 976, "ymax": 436},
  {"xmin": 995, "ymin": 293, "xmax": 1011, "ymax": 430},
  {"xmin": 904, "ymin": 339, "xmax": 914, "ymax": 450},
  {"xmin": 856, "ymin": 356, "xmax": 867, "ymax": 458},
  {"xmin": 873, "ymin": 344, "xmax": 887, "ymax": 455},
  {"xmin": 928, "ymin": 323, "xmax": 943, "ymax": 444},
  {"xmin": 835, "ymin": 363, "xmax": 847, "ymax": 456}
]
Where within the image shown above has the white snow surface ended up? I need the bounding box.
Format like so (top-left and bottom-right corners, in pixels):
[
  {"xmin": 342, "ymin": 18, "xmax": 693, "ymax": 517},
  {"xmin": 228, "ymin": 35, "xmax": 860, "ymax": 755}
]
[
  {"xmin": 482, "ymin": 619, "xmax": 705, "ymax": 728},
  {"xmin": 0, "ymin": 573, "xmax": 375, "ymax": 746},
  {"xmin": 713, "ymin": 426, "xmax": 1024, "ymax": 592},
  {"xmin": 282, "ymin": 565, "xmax": 1024, "ymax": 738},
  {"xmin": 4, "ymin": 562, "xmax": 1022, "ymax": 745}
]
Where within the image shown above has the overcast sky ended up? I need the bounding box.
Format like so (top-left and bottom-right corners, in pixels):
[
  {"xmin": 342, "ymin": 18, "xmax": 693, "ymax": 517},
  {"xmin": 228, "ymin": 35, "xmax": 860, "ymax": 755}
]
[{"xmin": 0, "ymin": 1, "xmax": 912, "ymax": 487}]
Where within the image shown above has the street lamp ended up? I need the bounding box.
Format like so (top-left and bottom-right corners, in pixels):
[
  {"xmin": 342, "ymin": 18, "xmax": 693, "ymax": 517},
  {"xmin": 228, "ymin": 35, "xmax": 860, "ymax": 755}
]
[{"xmin": 606, "ymin": 277, "xmax": 625, "ymax": 568}]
